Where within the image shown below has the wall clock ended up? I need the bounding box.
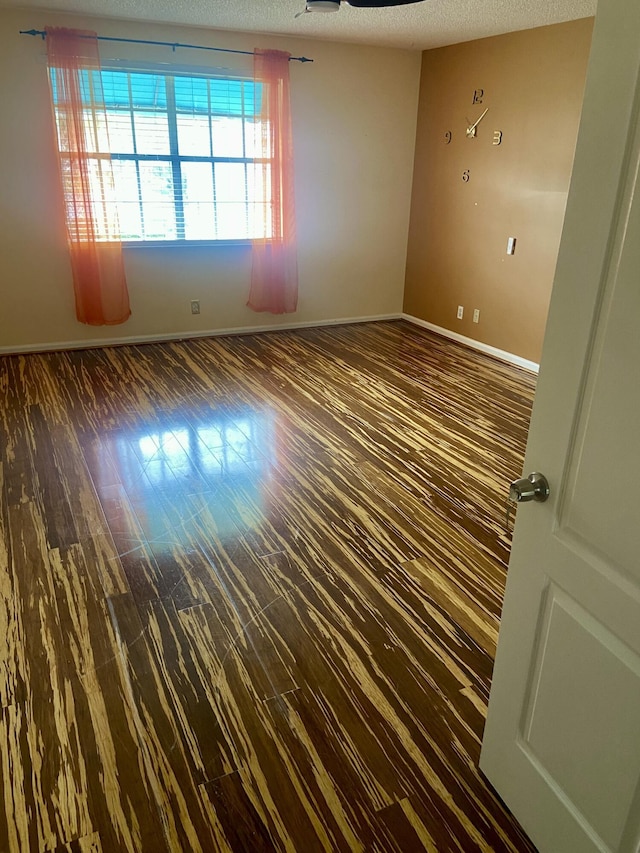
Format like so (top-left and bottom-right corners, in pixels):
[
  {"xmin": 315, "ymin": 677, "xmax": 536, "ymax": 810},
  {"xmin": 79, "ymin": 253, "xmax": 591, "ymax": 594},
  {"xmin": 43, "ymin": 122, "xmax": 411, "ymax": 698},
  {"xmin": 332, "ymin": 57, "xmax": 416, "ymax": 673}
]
[
  {"xmin": 441, "ymin": 89, "xmax": 504, "ymax": 182},
  {"xmin": 443, "ymin": 89, "xmax": 503, "ymax": 151}
]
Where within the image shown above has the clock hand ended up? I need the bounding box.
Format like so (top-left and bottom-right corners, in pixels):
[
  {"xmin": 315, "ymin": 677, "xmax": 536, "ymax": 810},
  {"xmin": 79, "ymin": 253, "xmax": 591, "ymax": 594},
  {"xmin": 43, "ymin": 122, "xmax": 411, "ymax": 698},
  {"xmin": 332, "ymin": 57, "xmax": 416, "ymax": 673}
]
[
  {"xmin": 466, "ymin": 107, "xmax": 489, "ymax": 136},
  {"xmin": 470, "ymin": 108, "xmax": 489, "ymax": 130}
]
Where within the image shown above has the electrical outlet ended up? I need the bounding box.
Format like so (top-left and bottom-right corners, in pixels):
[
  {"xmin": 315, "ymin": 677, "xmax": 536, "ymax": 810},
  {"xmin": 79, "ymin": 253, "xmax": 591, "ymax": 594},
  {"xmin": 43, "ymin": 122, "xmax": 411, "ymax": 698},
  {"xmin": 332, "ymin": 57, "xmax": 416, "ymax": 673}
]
[
  {"xmin": 190, "ymin": 300, "xmax": 200, "ymax": 315},
  {"xmin": 473, "ymin": 309, "xmax": 480, "ymax": 323},
  {"xmin": 457, "ymin": 305, "xmax": 464, "ymax": 320}
]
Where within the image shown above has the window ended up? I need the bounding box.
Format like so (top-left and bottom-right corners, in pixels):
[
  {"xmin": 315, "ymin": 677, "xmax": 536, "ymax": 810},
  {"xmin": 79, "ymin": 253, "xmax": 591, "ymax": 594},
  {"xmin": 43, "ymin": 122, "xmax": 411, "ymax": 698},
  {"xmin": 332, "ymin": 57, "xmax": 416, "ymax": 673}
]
[{"xmin": 50, "ymin": 66, "xmax": 269, "ymax": 243}]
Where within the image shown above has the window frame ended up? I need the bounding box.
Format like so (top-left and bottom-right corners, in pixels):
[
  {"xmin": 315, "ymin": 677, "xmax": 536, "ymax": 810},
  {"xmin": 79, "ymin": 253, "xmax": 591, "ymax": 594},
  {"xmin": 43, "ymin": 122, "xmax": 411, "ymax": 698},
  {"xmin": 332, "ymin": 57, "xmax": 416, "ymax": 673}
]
[{"xmin": 64, "ymin": 60, "xmax": 265, "ymax": 248}]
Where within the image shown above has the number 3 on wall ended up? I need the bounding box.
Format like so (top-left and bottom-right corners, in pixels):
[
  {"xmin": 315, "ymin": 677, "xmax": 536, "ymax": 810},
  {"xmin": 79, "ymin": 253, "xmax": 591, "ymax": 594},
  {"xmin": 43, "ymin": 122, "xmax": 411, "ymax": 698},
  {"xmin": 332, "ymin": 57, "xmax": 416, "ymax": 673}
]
[
  {"xmin": 462, "ymin": 170, "xmax": 470, "ymax": 182},
  {"xmin": 493, "ymin": 130, "xmax": 503, "ymax": 146}
]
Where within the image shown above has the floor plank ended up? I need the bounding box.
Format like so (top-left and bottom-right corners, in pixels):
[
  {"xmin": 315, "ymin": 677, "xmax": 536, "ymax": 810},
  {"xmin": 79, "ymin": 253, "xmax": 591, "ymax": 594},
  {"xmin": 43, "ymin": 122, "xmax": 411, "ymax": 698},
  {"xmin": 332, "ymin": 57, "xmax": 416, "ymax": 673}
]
[{"xmin": 0, "ymin": 321, "xmax": 537, "ymax": 851}]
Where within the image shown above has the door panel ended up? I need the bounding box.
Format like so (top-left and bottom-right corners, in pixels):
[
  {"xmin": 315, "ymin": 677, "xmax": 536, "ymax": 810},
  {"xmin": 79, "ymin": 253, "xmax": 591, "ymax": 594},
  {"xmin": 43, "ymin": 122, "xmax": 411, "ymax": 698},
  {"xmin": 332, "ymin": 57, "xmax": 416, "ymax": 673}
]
[
  {"xmin": 564, "ymin": 208, "xmax": 640, "ymax": 570},
  {"xmin": 522, "ymin": 586, "xmax": 640, "ymax": 851}
]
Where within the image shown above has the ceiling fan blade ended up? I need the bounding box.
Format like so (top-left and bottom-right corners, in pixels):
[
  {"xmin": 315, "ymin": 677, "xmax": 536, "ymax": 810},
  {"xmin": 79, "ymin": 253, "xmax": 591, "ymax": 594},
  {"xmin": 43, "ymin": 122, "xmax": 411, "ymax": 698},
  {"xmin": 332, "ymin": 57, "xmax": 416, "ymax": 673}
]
[
  {"xmin": 298, "ymin": 0, "xmax": 423, "ymax": 16},
  {"xmin": 347, "ymin": 0, "xmax": 425, "ymax": 6},
  {"xmin": 302, "ymin": 0, "xmax": 341, "ymax": 10}
]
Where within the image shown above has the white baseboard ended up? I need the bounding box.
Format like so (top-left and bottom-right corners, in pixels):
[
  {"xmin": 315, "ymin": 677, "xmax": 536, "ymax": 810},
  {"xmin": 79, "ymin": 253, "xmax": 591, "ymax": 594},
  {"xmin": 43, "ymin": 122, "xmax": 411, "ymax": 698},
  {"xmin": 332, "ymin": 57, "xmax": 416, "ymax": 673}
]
[
  {"xmin": 0, "ymin": 313, "xmax": 403, "ymax": 356},
  {"xmin": 0, "ymin": 314, "xmax": 541, "ymax": 373},
  {"xmin": 402, "ymin": 313, "xmax": 539, "ymax": 374}
]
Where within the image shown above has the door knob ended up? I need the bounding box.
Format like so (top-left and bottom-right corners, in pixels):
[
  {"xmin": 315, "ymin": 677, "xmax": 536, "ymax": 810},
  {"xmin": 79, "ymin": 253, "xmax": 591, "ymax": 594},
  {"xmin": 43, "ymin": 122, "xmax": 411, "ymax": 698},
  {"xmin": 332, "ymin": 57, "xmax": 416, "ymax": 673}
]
[
  {"xmin": 505, "ymin": 472, "xmax": 550, "ymax": 531},
  {"xmin": 509, "ymin": 472, "xmax": 550, "ymax": 504}
]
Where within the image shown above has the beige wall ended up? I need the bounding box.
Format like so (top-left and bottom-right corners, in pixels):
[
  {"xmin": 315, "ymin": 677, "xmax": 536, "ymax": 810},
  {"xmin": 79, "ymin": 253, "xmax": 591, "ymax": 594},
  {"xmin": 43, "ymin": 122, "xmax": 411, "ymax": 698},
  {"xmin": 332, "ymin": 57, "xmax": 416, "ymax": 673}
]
[
  {"xmin": 0, "ymin": 9, "xmax": 420, "ymax": 352},
  {"xmin": 404, "ymin": 19, "xmax": 594, "ymax": 364}
]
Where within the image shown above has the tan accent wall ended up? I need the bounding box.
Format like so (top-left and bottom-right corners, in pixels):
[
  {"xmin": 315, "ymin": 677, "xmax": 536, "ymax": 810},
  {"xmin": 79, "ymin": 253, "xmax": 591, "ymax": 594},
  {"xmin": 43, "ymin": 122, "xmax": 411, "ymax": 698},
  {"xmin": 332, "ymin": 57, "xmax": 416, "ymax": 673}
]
[
  {"xmin": 0, "ymin": 10, "xmax": 420, "ymax": 351},
  {"xmin": 404, "ymin": 19, "xmax": 594, "ymax": 364}
]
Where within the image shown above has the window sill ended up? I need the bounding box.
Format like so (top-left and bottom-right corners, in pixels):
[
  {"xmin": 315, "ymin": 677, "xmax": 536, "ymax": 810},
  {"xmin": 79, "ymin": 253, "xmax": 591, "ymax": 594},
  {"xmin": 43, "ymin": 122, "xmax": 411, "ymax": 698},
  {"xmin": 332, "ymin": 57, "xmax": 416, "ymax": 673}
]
[{"xmin": 122, "ymin": 239, "xmax": 253, "ymax": 250}]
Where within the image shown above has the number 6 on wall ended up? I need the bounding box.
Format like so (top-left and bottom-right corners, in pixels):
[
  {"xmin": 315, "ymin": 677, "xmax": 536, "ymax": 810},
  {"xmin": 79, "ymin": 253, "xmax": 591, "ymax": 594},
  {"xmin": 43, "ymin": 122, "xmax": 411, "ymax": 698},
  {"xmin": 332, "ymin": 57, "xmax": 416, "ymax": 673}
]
[{"xmin": 462, "ymin": 170, "xmax": 470, "ymax": 182}]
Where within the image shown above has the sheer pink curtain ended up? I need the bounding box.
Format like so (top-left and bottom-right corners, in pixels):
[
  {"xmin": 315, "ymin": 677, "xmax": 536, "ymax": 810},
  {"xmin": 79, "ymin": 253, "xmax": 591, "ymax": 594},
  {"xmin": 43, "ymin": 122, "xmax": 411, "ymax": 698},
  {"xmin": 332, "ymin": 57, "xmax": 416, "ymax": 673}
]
[
  {"xmin": 248, "ymin": 49, "xmax": 298, "ymax": 315},
  {"xmin": 46, "ymin": 27, "xmax": 131, "ymax": 326}
]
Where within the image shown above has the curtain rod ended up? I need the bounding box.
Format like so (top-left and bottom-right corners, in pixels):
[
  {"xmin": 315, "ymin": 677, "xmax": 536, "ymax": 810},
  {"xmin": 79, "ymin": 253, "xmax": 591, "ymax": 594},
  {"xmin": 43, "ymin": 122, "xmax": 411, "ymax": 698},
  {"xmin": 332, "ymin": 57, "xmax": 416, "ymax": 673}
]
[{"xmin": 19, "ymin": 29, "xmax": 314, "ymax": 63}]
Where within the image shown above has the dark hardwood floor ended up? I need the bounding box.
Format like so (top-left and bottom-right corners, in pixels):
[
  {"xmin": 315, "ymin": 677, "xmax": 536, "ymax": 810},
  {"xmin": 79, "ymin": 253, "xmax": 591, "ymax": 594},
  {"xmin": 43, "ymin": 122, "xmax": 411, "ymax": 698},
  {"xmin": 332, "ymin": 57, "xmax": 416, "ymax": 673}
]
[{"xmin": 0, "ymin": 320, "xmax": 537, "ymax": 852}]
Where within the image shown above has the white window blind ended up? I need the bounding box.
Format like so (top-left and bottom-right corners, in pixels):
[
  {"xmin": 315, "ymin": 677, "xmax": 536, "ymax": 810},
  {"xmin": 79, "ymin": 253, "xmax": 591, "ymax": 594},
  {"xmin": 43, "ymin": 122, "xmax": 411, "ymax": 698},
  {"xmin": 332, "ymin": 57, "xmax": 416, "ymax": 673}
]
[{"xmin": 50, "ymin": 67, "xmax": 270, "ymax": 242}]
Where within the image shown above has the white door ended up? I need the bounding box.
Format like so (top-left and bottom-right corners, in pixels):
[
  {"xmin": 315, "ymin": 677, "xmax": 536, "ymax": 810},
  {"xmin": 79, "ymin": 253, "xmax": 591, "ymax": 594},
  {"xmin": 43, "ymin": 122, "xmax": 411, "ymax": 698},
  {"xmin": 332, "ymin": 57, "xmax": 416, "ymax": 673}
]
[{"xmin": 480, "ymin": 1, "xmax": 640, "ymax": 851}]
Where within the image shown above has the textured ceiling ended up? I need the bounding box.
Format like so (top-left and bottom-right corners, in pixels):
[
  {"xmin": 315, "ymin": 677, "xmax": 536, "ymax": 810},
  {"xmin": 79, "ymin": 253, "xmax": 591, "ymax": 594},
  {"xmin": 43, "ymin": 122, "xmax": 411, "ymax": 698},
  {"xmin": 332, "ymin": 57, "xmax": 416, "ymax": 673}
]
[{"xmin": 3, "ymin": 0, "xmax": 596, "ymax": 50}]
